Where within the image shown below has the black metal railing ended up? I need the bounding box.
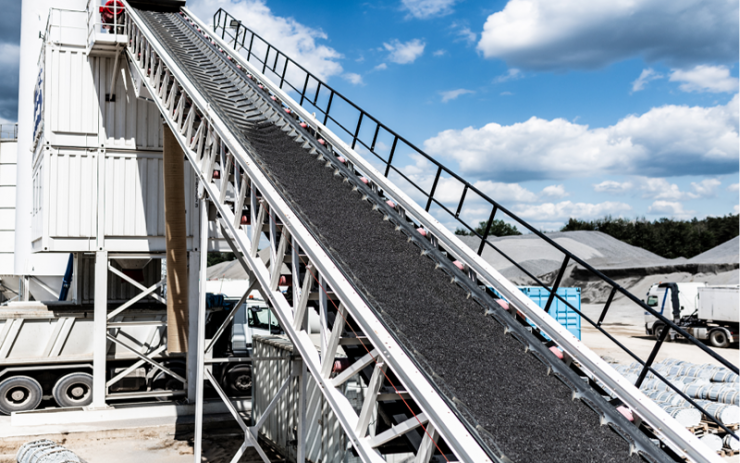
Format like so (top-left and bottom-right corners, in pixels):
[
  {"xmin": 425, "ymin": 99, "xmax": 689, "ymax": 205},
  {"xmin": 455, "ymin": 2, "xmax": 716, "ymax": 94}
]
[
  {"xmin": 0, "ymin": 123, "xmax": 18, "ymax": 140},
  {"xmin": 212, "ymin": 8, "xmax": 738, "ymax": 439}
]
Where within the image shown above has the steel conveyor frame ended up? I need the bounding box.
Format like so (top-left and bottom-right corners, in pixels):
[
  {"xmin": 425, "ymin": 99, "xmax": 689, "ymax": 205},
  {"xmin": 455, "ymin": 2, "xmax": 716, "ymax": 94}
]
[
  {"xmin": 121, "ymin": 3, "xmax": 724, "ymax": 462},
  {"xmin": 123, "ymin": 5, "xmax": 492, "ymax": 462}
]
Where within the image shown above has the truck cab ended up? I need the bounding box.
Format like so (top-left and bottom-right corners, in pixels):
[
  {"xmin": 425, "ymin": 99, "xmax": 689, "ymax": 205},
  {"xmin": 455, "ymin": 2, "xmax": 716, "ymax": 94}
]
[
  {"xmin": 644, "ymin": 282, "xmax": 705, "ymax": 339},
  {"xmin": 230, "ymin": 296, "xmax": 283, "ymax": 356}
]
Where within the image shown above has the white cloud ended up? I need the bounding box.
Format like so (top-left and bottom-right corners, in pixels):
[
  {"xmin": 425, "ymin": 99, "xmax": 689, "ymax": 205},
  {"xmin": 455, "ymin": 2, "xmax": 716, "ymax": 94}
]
[
  {"xmin": 670, "ymin": 65, "xmax": 739, "ymax": 93},
  {"xmin": 632, "ymin": 68, "xmax": 663, "ymax": 92},
  {"xmin": 648, "ymin": 200, "xmax": 694, "ymax": 217},
  {"xmin": 401, "ymin": 0, "xmax": 456, "ymax": 19},
  {"xmin": 514, "ymin": 201, "xmax": 632, "ymax": 221},
  {"xmin": 728, "ymin": 183, "xmax": 739, "ymax": 192},
  {"xmin": 594, "ymin": 177, "xmax": 721, "ymax": 200},
  {"xmin": 433, "ymin": 49, "xmax": 447, "ymax": 57},
  {"xmin": 440, "ymin": 89, "xmax": 474, "ymax": 102},
  {"xmin": 187, "ymin": 0, "xmax": 342, "ymax": 81},
  {"xmin": 477, "ymin": 0, "xmax": 739, "ymax": 70},
  {"xmin": 500, "ymin": 91, "xmax": 513, "ymax": 96},
  {"xmin": 735, "ymin": 205, "xmax": 740, "ymax": 213},
  {"xmin": 453, "ymin": 25, "xmax": 476, "ymax": 44},
  {"xmin": 541, "ymin": 184, "xmax": 569, "ymax": 198},
  {"xmin": 423, "ymin": 95, "xmax": 739, "ymax": 181},
  {"xmin": 384, "ymin": 39, "xmax": 426, "ymax": 64},
  {"xmin": 342, "ymin": 73, "xmax": 363, "ymax": 85},
  {"xmin": 374, "ymin": 63, "xmax": 388, "ymax": 71},
  {"xmin": 493, "ymin": 68, "xmax": 522, "ymax": 84}
]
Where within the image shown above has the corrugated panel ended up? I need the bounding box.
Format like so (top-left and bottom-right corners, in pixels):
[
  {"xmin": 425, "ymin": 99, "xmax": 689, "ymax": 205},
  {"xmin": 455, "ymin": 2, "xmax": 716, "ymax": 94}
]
[
  {"xmin": 519, "ymin": 286, "xmax": 582, "ymax": 340},
  {"xmin": 95, "ymin": 56, "xmax": 164, "ymax": 149},
  {"xmin": 48, "ymin": 48, "xmax": 98, "ymax": 135},
  {"xmin": 103, "ymin": 152, "xmax": 194, "ymax": 237},
  {"xmin": 32, "ymin": 164, "xmax": 43, "ymax": 241},
  {"xmin": 48, "ymin": 150, "xmax": 97, "ymax": 238},
  {"xmin": 254, "ymin": 336, "xmax": 353, "ymax": 463}
]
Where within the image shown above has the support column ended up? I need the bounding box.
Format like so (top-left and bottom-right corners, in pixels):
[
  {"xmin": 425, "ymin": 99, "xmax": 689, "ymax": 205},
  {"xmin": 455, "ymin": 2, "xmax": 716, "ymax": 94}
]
[
  {"xmin": 297, "ymin": 358, "xmax": 307, "ymax": 463},
  {"xmin": 193, "ymin": 198, "xmax": 209, "ymax": 462},
  {"xmin": 186, "ymin": 249, "xmax": 200, "ymax": 402},
  {"xmin": 164, "ymin": 124, "xmax": 189, "ymax": 353},
  {"xmin": 91, "ymin": 250, "xmax": 108, "ymax": 409}
]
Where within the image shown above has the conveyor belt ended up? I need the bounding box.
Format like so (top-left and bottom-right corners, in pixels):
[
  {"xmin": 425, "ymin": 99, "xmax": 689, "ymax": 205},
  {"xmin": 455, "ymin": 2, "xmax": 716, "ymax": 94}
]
[{"xmin": 136, "ymin": 10, "xmax": 670, "ymax": 462}]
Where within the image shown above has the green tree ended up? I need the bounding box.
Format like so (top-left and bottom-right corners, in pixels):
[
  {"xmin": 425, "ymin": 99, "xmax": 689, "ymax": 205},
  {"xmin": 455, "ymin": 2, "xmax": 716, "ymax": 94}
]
[
  {"xmin": 455, "ymin": 219, "xmax": 522, "ymax": 237},
  {"xmin": 207, "ymin": 252, "xmax": 235, "ymax": 267}
]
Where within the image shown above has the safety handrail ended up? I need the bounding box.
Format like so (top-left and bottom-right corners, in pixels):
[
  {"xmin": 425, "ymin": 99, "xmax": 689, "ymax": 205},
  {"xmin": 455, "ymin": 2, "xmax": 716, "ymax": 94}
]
[{"xmin": 212, "ymin": 7, "xmax": 738, "ymax": 441}]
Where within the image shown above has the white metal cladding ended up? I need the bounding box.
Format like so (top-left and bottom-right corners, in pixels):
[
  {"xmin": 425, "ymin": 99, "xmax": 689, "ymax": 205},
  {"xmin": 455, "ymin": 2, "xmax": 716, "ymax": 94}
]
[
  {"xmin": 31, "ymin": 160, "xmax": 44, "ymax": 244},
  {"xmin": 254, "ymin": 336, "xmax": 351, "ymax": 463},
  {"xmin": 47, "ymin": 47, "xmax": 98, "ymax": 140},
  {"xmin": 0, "ymin": 141, "xmax": 17, "ymax": 273},
  {"xmin": 47, "ymin": 149, "xmax": 97, "ymax": 238},
  {"xmin": 94, "ymin": 55, "xmax": 164, "ymax": 149}
]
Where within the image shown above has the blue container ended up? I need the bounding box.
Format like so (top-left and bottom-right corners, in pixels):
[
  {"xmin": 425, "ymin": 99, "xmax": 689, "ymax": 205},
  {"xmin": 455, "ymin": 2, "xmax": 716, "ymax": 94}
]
[{"xmin": 518, "ymin": 287, "xmax": 581, "ymax": 340}]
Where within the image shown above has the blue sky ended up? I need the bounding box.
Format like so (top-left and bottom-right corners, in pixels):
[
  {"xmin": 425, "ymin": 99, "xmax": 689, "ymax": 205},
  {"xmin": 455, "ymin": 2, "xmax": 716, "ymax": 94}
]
[{"xmin": 1, "ymin": 0, "xmax": 737, "ymax": 232}]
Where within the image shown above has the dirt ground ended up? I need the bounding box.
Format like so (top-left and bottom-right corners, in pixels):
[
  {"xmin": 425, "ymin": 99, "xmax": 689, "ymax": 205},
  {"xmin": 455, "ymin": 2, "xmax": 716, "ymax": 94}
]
[{"xmin": 0, "ymin": 418, "xmax": 285, "ymax": 463}]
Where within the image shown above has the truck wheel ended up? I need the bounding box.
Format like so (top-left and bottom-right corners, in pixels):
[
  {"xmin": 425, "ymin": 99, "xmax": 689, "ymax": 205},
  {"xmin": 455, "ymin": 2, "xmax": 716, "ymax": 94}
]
[
  {"xmin": 222, "ymin": 364, "xmax": 252, "ymax": 397},
  {"xmin": 653, "ymin": 324, "xmax": 667, "ymax": 341},
  {"xmin": 53, "ymin": 372, "xmax": 93, "ymax": 408},
  {"xmin": 152, "ymin": 366, "xmax": 186, "ymax": 402},
  {"xmin": 709, "ymin": 329, "xmax": 730, "ymax": 348},
  {"xmin": 0, "ymin": 376, "xmax": 43, "ymax": 415}
]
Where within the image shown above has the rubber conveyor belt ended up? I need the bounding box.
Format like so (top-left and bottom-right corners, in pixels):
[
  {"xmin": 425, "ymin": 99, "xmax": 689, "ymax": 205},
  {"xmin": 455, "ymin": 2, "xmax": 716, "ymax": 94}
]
[{"xmin": 138, "ymin": 10, "xmax": 655, "ymax": 463}]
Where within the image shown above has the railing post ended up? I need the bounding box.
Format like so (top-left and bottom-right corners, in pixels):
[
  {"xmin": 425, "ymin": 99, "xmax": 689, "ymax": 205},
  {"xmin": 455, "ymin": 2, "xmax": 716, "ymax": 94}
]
[
  {"xmin": 455, "ymin": 185, "xmax": 468, "ymax": 218},
  {"xmin": 477, "ymin": 206, "xmax": 498, "ymax": 255},
  {"xmin": 544, "ymin": 256, "xmax": 570, "ymax": 313},
  {"xmin": 351, "ymin": 112, "xmax": 364, "ymax": 149},
  {"xmin": 635, "ymin": 325, "xmax": 670, "ymax": 388},
  {"xmin": 323, "ymin": 91, "xmax": 334, "ymax": 125},
  {"xmin": 425, "ymin": 166, "xmax": 442, "ymax": 212},
  {"xmin": 597, "ymin": 287, "xmax": 618, "ymax": 326},
  {"xmin": 384, "ymin": 137, "xmax": 398, "ymax": 177}
]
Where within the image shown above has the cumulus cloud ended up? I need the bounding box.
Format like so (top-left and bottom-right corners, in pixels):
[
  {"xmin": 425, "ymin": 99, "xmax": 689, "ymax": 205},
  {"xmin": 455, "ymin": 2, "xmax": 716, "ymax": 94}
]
[
  {"xmin": 735, "ymin": 205, "xmax": 739, "ymax": 213},
  {"xmin": 632, "ymin": 68, "xmax": 663, "ymax": 92},
  {"xmin": 493, "ymin": 68, "xmax": 522, "ymax": 84},
  {"xmin": 594, "ymin": 177, "xmax": 721, "ymax": 200},
  {"xmin": 648, "ymin": 201, "xmax": 694, "ymax": 217},
  {"xmin": 433, "ymin": 49, "xmax": 447, "ymax": 57},
  {"xmin": 187, "ymin": 0, "xmax": 342, "ymax": 81},
  {"xmin": 423, "ymin": 95, "xmax": 739, "ymax": 182},
  {"xmin": 452, "ymin": 25, "xmax": 476, "ymax": 45},
  {"xmin": 401, "ymin": 0, "xmax": 457, "ymax": 19},
  {"xmin": 670, "ymin": 65, "xmax": 738, "ymax": 93},
  {"xmin": 440, "ymin": 89, "xmax": 474, "ymax": 102},
  {"xmin": 513, "ymin": 201, "xmax": 632, "ymax": 222},
  {"xmin": 384, "ymin": 39, "xmax": 426, "ymax": 64},
  {"xmin": 342, "ymin": 73, "xmax": 363, "ymax": 85},
  {"xmin": 477, "ymin": 0, "xmax": 739, "ymax": 70},
  {"xmin": 728, "ymin": 183, "xmax": 739, "ymax": 192},
  {"xmin": 541, "ymin": 184, "xmax": 569, "ymax": 198},
  {"xmin": 0, "ymin": 43, "xmax": 19, "ymax": 122},
  {"xmin": 374, "ymin": 63, "xmax": 388, "ymax": 71}
]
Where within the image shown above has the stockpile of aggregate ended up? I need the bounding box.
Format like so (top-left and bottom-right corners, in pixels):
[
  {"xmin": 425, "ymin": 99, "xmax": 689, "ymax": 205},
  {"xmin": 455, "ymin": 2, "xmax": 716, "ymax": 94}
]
[{"xmin": 688, "ymin": 237, "xmax": 740, "ymax": 264}]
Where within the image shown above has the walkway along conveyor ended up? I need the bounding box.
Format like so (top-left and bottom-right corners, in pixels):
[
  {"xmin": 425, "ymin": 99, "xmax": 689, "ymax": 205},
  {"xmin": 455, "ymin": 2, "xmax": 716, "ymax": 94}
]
[{"xmin": 122, "ymin": 2, "xmax": 731, "ymax": 462}]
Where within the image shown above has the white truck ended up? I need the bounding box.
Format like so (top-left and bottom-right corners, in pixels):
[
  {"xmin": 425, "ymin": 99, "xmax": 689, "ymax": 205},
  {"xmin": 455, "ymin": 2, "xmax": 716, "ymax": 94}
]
[
  {"xmin": 0, "ymin": 295, "xmax": 276, "ymax": 415},
  {"xmin": 644, "ymin": 282, "xmax": 739, "ymax": 348}
]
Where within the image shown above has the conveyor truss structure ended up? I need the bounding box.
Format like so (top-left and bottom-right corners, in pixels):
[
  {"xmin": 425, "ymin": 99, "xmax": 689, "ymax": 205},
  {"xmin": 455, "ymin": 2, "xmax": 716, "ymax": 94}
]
[{"xmin": 114, "ymin": 3, "xmax": 737, "ymax": 462}]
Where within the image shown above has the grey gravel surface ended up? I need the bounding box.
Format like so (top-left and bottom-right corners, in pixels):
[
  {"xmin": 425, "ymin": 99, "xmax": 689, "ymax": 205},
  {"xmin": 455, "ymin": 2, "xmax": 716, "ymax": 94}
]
[
  {"xmin": 688, "ymin": 237, "xmax": 740, "ymax": 264},
  {"xmin": 140, "ymin": 12, "xmax": 645, "ymax": 462},
  {"xmin": 245, "ymin": 123, "xmax": 639, "ymax": 463}
]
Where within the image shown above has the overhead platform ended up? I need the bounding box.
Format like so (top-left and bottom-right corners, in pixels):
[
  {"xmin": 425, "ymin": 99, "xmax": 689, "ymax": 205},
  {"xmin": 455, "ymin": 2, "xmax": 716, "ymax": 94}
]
[{"xmin": 122, "ymin": 3, "xmax": 735, "ymax": 462}]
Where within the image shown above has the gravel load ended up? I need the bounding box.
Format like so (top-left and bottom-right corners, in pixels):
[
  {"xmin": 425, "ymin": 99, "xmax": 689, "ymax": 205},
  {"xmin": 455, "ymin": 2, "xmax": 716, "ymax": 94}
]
[{"xmin": 688, "ymin": 237, "xmax": 740, "ymax": 264}]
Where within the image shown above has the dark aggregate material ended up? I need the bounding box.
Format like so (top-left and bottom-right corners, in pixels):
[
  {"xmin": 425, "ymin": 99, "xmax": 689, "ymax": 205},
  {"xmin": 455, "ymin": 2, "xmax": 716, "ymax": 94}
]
[{"xmin": 140, "ymin": 11, "xmax": 644, "ymax": 462}]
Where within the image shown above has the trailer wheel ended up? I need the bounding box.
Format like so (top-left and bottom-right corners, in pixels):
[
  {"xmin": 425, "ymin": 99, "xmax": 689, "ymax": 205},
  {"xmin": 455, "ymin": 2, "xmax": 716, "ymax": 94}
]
[
  {"xmin": 709, "ymin": 329, "xmax": 730, "ymax": 348},
  {"xmin": 152, "ymin": 366, "xmax": 186, "ymax": 402},
  {"xmin": 221, "ymin": 364, "xmax": 252, "ymax": 397},
  {"xmin": 52, "ymin": 372, "xmax": 93, "ymax": 408},
  {"xmin": 653, "ymin": 323, "xmax": 666, "ymax": 341},
  {"xmin": 0, "ymin": 376, "xmax": 43, "ymax": 415}
]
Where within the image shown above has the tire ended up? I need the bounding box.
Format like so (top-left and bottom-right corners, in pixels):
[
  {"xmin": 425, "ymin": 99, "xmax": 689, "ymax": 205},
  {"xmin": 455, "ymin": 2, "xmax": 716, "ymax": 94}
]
[
  {"xmin": 709, "ymin": 329, "xmax": 730, "ymax": 348},
  {"xmin": 151, "ymin": 366, "xmax": 186, "ymax": 402},
  {"xmin": 52, "ymin": 372, "xmax": 93, "ymax": 408},
  {"xmin": 221, "ymin": 364, "xmax": 252, "ymax": 397},
  {"xmin": 0, "ymin": 376, "xmax": 43, "ymax": 415},
  {"xmin": 653, "ymin": 323, "xmax": 667, "ymax": 341}
]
